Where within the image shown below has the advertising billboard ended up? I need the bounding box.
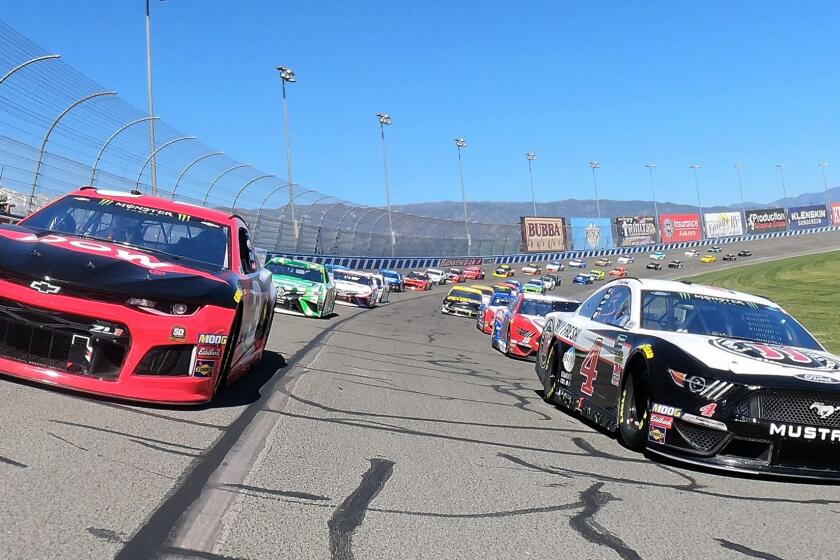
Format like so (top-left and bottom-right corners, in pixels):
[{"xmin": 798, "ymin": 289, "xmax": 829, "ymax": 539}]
[
  {"xmin": 832, "ymin": 203, "xmax": 840, "ymax": 225},
  {"xmin": 613, "ymin": 216, "xmax": 657, "ymax": 247},
  {"xmin": 439, "ymin": 258, "xmax": 484, "ymax": 267},
  {"xmin": 704, "ymin": 212, "xmax": 744, "ymax": 238},
  {"xmin": 569, "ymin": 217, "xmax": 613, "ymax": 251},
  {"xmin": 788, "ymin": 204, "xmax": 829, "ymax": 230},
  {"xmin": 659, "ymin": 213, "xmax": 702, "ymax": 243},
  {"xmin": 744, "ymin": 207, "xmax": 787, "ymax": 234},
  {"xmin": 519, "ymin": 216, "xmax": 568, "ymax": 253}
]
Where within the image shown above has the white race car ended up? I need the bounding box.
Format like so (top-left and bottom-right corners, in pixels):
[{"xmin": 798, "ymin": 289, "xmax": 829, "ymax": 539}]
[
  {"xmin": 539, "ymin": 276, "xmax": 556, "ymax": 290},
  {"xmin": 617, "ymin": 255, "xmax": 635, "ymax": 264},
  {"xmin": 649, "ymin": 251, "xmax": 666, "ymax": 260},
  {"xmin": 546, "ymin": 261, "xmax": 565, "ymax": 272},
  {"xmin": 568, "ymin": 259, "xmax": 587, "ymax": 269},
  {"xmin": 371, "ymin": 273, "xmax": 390, "ymax": 304},
  {"xmin": 684, "ymin": 250, "xmax": 700, "ymax": 257},
  {"xmin": 425, "ymin": 268, "xmax": 448, "ymax": 285},
  {"xmin": 333, "ymin": 270, "xmax": 383, "ymax": 308}
]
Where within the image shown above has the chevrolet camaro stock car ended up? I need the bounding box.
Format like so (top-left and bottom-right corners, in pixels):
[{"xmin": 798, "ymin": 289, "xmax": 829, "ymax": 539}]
[
  {"xmin": 477, "ymin": 292, "xmax": 515, "ymax": 334},
  {"xmin": 493, "ymin": 264, "xmax": 515, "ymax": 278},
  {"xmin": 463, "ymin": 266, "xmax": 485, "ymax": 280},
  {"xmin": 404, "ymin": 271, "xmax": 433, "ymax": 290},
  {"xmin": 545, "ymin": 261, "xmax": 565, "ymax": 272},
  {"xmin": 491, "ymin": 294, "xmax": 580, "ymax": 358},
  {"xmin": 425, "ymin": 268, "xmax": 448, "ymax": 285},
  {"xmin": 573, "ymin": 273, "xmax": 593, "ymax": 285},
  {"xmin": 0, "ymin": 187, "xmax": 276, "ymax": 404},
  {"xmin": 266, "ymin": 257, "xmax": 336, "ymax": 318},
  {"xmin": 535, "ymin": 277, "xmax": 840, "ymax": 479}
]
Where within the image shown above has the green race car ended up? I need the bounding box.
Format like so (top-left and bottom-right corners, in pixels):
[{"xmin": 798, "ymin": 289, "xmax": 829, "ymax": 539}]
[{"xmin": 266, "ymin": 257, "xmax": 336, "ymax": 318}]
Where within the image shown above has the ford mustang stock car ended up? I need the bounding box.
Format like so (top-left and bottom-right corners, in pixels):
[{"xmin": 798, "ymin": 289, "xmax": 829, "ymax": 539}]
[
  {"xmin": 477, "ymin": 292, "xmax": 515, "ymax": 334},
  {"xmin": 589, "ymin": 269, "xmax": 606, "ymax": 281},
  {"xmin": 684, "ymin": 250, "xmax": 700, "ymax": 257},
  {"xmin": 668, "ymin": 260, "xmax": 684, "ymax": 269},
  {"xmin": 535, "ymin": 277, "xmax": 840, "ymax": 478},
  {"xmin": 546, "ymin": 261, "xmax": 565, "ymax": 272},
  {"xmin": 617, "ymin": 255, "xmax": 635, "ymax": 264},
  {"xmin": 266, "ymin": 257, "xmax": 335, "ymax": 318},
  {"xmin": 573, "ymin": 273, "xmax": 593, "ymax": 285},
  {"xmin": 472, "ymin": 285, "xmax": 495, "ymax": 305},
  {"xmin": 405, "ymin": 271, "xmax": 433, "ymax": 290},
  {"xmin": 723, "ymin": 253, "xmax": 737, "ymax": 262},
  {"xmin": 463, "ymin": 266, "xmax": 485, "ymax": 280},
  {"xmin": 333, "ymin": 270, "xmax": 383, "ymax": 307},
  {"xmin": 595, "ymin": 258, "xmax": 611, "ymax": 267},
  {"xmin": 0, "ymin": 187, "xmax": 276, "ymax": 404},
  {"xmin": 493, "ymin": 284, "xmax": 515, "ymax": 296},
  {"xmin": 524, "ymin": 279, "xmax": 547, "ymax": 294},
  {"xmin": 371, "ymin": 273, "xmax": 390, "ymax": 304},
  {"xmin": 491, "ymin": 294, "xmax": 579, "ymax": 358},
  {"xmin": 445, "ymin": 268, "xmax": 466, "ymax": 283},
  {"xmin": 539, "ymin": 276, "xmax": 556, "ymax": 290},
  {"xmin": 649, "ymin": 251, "xmax": 666, "ymax": 261},
  {"xmin": 609, "ymin": 266, "xmax": 628, "ymax": 278},
  {"xmin": 503, "ymin": 279, "xmax": 523, "ymax": 293},
  {"xmin": 738, "ymin": 250, "xmax": 753, "ymax": 257},
  {"xmin": 568, "ymin": 259, "xmax": 587, "ymax": 269},
  {"xmin": 441, "ymin": 286, "xmax": 484, "ymax": 318},
  {"xmin": 425, "ymin": 268, "xmax": 448, "ymax": 285},
  {"xmin": 521, "ymin": 263, "xmax": 541, "ymax": 276},
  {"xmin": 708, "ymin": 246, "xmax": 722, "ymax": 253},
  {"xmin": 380, "ymin": 269, "xmax": 405, "ymax": 292},
  {"xmin": 646, "ymin": 262, "xmax": 663, "ymax": 270}
]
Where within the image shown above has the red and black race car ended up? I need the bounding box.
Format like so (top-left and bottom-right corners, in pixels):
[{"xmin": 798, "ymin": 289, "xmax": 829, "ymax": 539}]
[
  {"xmin": 492, "ymin": 294, "xmax": 580, "ymax": 359},
  {"xmin": 445, "ymin": 267, "xmax": 466, "ymax": 283},
  {"xmin": 0, "ymin": 187, "xmax": 276, "ymax": 404},
  {"xmin": 463, "ymin": 266, "xmax": 485, "ymax": 280},
  {"xmin": 404, "ymin": 271, "xmax": 433, "ymax": 290}
]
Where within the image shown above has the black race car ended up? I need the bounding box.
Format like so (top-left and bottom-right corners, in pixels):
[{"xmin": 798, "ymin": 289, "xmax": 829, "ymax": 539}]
[
  {"xmin": 723, "ymin": 253, "xmax": 737, "ymax": 261},
  {"xmin": 738, "ymin": 250, "xmax": 753, "ymax": 257},
  {"xmin": 668, "ymin": 260, "xmax": 684, "ymax": 269},
  {"xmin": 441, "ymin": 286, "xmax": 483, "ymax": 318},
  {"xmin": 535, "ymin": 277, "xmax": 840, "ymax": 479},
  {"xmin": 646, "ymin": 262, "xmax": 662, "ymax": 271}
]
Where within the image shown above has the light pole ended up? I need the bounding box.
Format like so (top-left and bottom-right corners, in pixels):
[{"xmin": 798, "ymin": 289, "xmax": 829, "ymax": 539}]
[
  {"xmin": 589, "ymin": 161, "xmax": 601, "ymax": 218},
  {"xmin": 377, "ymin": 112, "xmax": 396, "ymax": 256},
  {"xmin": 277, "ymin": 65, "xmax": 297, "ymax": 237},
  {"xmin": 145, "ymin": 0, "xmax": 159, "ymax": 195},
  {"xmin": 776, "ymin": 164, "xmax": 788, "ymax": 200},
  {"xmin": 526, "ymin": 152, "xmax": 537, "ymax": 216},
  {"xmin": 690, "ymin": 164, "xmax": 704, "ymax": 233},
  {"xmin": 454, "ymin": 137, "xmax": 471, "ymax": 255},
  {"xmin": 645, "ymin": 163, "xmax": 658, "ymax": 226},
  {"xmin": 734, "ymin": 163, "xmax": 746, "ymax": 213},
  {"xmin": 819, "ymin": 161, "xmax": 830, "ymax": 205}
]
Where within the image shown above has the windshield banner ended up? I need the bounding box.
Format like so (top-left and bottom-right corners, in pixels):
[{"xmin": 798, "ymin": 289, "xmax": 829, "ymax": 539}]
[
  {"xmin": 520, "ymin": 216, "xmax": 568, "ymax": 253},
  {"xmin": 788, "ymin": 204, "xmax": 829, "ymax": 230},
  {"xmin": 569, "ymin": 217, "xmax": 614, "ymax": 250},
  {"xmin": 744, "ymin": 207, "xmax": 787, "ymax": 234},
  {"xmin": 613, "ymin": 216, "xmax": 657, "ymax": 247},
  {"xmin": 659, "ymin": 213, "xmax": 702, "ymax": 242},
  {"xmin": 704, "ymin": 212, "xmax": 744, "ymax": 238}
]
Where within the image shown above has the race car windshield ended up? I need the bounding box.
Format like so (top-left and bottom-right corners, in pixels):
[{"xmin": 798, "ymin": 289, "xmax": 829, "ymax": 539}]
[
  {"xmin": 490, "ymin": 295, "xmax": 513, "ymax": 306},
  {"xmin": 23, "ymin": 196, "xmax": 230, "ymax": 269},
  {"xmin": 641, "ymin": 290, "xmax": 821, "ymax": 349},
  {"xmin": 407, "ymin": 272, "xmax": 428, "ymax": 280},
  {"xmin": 334, "ymin": 271, "xmax": 371, "ymax": 286},
  {"xmin": 520, "ymin": 299, "xmax": 579, "ymax": 316},
  {"xmin": 266, "ymin": 262, "xmax": 324, "ymax": 283},
  {"xmin": 448, "ymin": 290, "xmax": 482, "ymax": 302}
]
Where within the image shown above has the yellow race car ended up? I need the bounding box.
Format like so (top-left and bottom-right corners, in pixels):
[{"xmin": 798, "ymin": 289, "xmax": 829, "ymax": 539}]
[
  {"xmin": 493, "ymin": 264, "xmax": 515, "ymax": 278},
  {"xmin": 700, "ymin": 255, "xmax": 717, "ymax": 263},
  {"xmin": 589, "ymin": 269, "xmax": 606, "ymax": 281}
]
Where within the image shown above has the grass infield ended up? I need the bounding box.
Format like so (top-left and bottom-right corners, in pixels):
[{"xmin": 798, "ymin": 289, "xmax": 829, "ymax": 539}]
[{"xmin": 685, "ymin": 250, "xmax": 840, "ymax": 353}]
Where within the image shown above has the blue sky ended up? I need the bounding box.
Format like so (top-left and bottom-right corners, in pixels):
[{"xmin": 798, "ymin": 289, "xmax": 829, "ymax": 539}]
[{"xmin": 5, "ymin": 1, "xmax": 840, "ymax": 208}]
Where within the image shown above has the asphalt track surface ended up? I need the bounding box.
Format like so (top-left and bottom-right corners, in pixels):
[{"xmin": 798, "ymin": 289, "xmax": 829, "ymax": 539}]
[{"xmin": 3, "ymin": 231, "xmax": 840, "ymax": 560}]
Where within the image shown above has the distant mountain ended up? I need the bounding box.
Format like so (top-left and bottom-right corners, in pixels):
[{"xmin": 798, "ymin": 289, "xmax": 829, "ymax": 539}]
[{"xmin": 393, "ymin": 186, "xmax": 840, "ymax": 224}]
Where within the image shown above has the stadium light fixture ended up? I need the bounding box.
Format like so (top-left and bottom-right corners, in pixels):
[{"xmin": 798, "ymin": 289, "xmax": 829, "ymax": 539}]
[
  {"xmin": 277, "ymin": 65, "xmax": 297, "ymax": 236},
  {"xmin": 377, "ymin": 113, "xmax": 395, "ymax": 256},
  {"xmin": 734, "ymin": 163, "xmax": 746, "ymax": 214},
  {"xmin": 526, "ymin": 152, "xmax": 537, "ymax": 217},
  {"xmin": 775, "ymin": 164, "xmax": 788, "ymax": 200},
  {"xmin": 454, "ymin": 138, "xmax": 471, "ymax": 254},
  {"xmin": 819, "ymin": 161, "xmax": 830, "ymax": 205},
  {"xmin": 589, "ymin": 161, "xmax": 601, "ymax": 218}
]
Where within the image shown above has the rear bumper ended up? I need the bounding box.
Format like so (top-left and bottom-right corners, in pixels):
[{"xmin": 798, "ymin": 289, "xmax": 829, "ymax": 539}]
[{"xmin": 0, "ymin": 279, "xmax": 235, "ymax": 404}]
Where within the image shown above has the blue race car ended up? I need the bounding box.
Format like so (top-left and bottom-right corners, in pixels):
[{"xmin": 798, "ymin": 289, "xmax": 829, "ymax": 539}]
[
  {"xmin": 477, "ymin": 292, "xmax": 515, "ymax": 332},
  {"xmin": 379, "ymin": 269, "xmax": 405, "ymax": 292},
  {"xmin": 325, "ymin": 263, "xmax": 350, "ymax": 273},
  {"xmin": 572, "ymin": 273, "xmax": 594, "ymax": 285}
]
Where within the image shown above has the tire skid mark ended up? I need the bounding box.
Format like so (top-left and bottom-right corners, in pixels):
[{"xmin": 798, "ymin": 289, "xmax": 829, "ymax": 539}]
[
  {"xmin": 48, "ymin": 431, "xmax": 175, "ymax": 480},
  {"xmin": 491, "ymin": 383, "xmax": 553, "ymax": 421},
  {"xmin": 569, "ymin": 482, "xmax": 642, "ymax": 560},
  {"xmin": 498, "ymin": 453, "xmax": 840, "ymax": 505},
  {"xmin": 328, "ymin": 458, "xmax": 395, "ymax": 560},
  {"xmin": 368, "ymin": 501, "xmax": 583, "ymax": 519},
  {"xmin": 47, "ymin": 431, "xmax": 89, "ymax": 451},
  {"xmin": 716, "ymin": 538, "xmax": 787, "ymax": 560},
  {"xmin": 220, "ymin": 483, "xmax": 329, "ymax": 502},
  {"xmin": 50, "ymin": 420, "xmax": 204, "ymax": 451},
  {"xmin": 0, "ymin": 454, "xmax": 27, "ymax": 468},
  {"xmin": 84, "ymin": 401, "xmax": 227, "ymax": 430}
]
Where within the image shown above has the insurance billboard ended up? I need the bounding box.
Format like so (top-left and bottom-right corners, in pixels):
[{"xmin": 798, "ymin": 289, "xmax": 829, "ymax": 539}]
[
  {"xmin": 519, "ymin": 216, "xmax": 568, "ymax": 252},
  {"xmin": 613, "ymin": 216, "xmax": 657, "ymax": 247},
  {"xmin": 704, "ymin": 212, "xmax": 744, "ymax": 238},
  {"xmin": 658, "ymin": 213, "xmax": 702, "ymax": 243},
  {"xmin": 744, "ymin": 207, "xmax": 787, "ymax": 234},
  {"xmin": 569, "ymin": 217, "xmax": 614, "ymax": 250},
  {"xmin": 788, "ymin": 204, "xmax": 829, "ymax": 230}
]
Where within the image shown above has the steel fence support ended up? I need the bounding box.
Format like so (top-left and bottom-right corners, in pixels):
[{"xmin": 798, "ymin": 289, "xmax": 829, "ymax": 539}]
[
  {"xmin": 231, "ymin": 175, "xmax": 276, "ymax": 212},
  {"xmin": 29, "ymin": 90, "xmax": 117, "ymax": 212},
  {"xmin": 134, "ymin": 136, "xmax": 196, "ymax": 192},
  {"xmin": 0, "ymin": 54, "xmax": 60, "ymax": 85},
  {"xmin": 90, "ymin": 116, "xmax": 159, "ymax": 186},
  {"xmin": 253, "ymin": 183, "xmax": 291, "ymax": 241},
  {"xmin": 203, "ymin": 164, "xmax": 252, "ymax": 206},
  {"xmin": 295, "ymin": 194, "xmax": 336, "ymax": 252},
  {"xmin": 348, "ymin": 208, "xmax": 380, "ymax": 255},
  {"xmin": 274, "ymin": 189, "xmax": 315, "ymax": 250},
  {"xmin": 171, "ymin": 151, "xmax": 225, "ymax": 199}
]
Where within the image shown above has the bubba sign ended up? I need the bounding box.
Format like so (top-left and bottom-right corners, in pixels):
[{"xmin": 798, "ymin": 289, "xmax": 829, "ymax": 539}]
[
  {"xmin": 520, "ymin": 216, "xmax": 568, "ymax": 253},
  {"xmin": 658, "ymin": 213, "xmax": 702, "ymax": 243}
]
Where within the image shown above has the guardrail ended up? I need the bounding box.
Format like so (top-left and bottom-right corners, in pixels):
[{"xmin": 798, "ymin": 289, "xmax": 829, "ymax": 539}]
[{"xmin": 267, "ymin": 224, "xmax": 840, "ymax": 271}]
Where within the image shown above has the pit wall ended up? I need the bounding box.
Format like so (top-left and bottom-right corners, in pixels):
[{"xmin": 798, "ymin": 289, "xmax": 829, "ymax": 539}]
[{"xmin": 266, "ymin": 225, "xmax": 840, "ymax": 271}]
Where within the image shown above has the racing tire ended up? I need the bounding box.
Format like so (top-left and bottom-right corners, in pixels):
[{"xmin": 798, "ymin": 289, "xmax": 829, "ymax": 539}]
[
  {"xmin": 617, "ymin": 364, "xmax": 650, "ymax": 451},
  {"xmin": 490, "ymin": 324, "xmax": 498, "ymax": 350},
  {"xmin": 504, "ymin": 328, "xmax": 513, "ymax": 357},
  {"xmin": 539, "ymin": 341, "xmax": 560, "ymax": 403},
  {"xmin": 212, "ymin": 307, "xmax": 243, "ymax": 402}
]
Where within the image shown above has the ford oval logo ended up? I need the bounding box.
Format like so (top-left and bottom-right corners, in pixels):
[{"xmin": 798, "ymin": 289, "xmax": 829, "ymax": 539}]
[{"xmin": 795, "ymin": 373, "xmax": 840, "ymax": 384}]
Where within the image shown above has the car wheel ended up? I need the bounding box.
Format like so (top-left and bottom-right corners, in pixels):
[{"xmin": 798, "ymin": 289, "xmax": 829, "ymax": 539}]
[
  {"xmin": 213, "ymin": 308, "xmax": 243, "ymax": 402},
  {"xmin": 491, "ymin": 324, "xmax": 499, "ymax": 349},
  {"xmin": 539, "ymin": 341, "xmax": 559, "ymax": 402},
  {"xmin": 618, "ymin": 364, "xmax": 650, "ymax": 451},
  {"xmin": 504, "ymin": 328, "xmax": 513, "ymax": 357}
]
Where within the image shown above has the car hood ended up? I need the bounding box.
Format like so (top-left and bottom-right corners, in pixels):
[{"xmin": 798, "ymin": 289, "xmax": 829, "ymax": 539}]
[
  {"xmin": 641, "ymin": 329, "xmax": 840, "ymax": 380},
  {"xmin": 0, "ymin": 225, "xmax": 237, "ymax": 308},
  {"xmin": 272, "ymin": 274, "xmax": 317, "ymax": 294},
  {"xmin": 334, "ymin": 279, "xmax": 372, "ymax": 295}
]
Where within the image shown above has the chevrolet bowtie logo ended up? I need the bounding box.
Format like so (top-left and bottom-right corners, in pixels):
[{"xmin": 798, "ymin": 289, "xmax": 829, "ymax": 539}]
[{"xmin": 30, "ymin": 280, "xmax": 61, "ymax": 294}]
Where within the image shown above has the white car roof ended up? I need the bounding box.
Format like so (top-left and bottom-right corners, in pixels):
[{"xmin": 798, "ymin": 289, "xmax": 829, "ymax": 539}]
[
  {"xmin": 426, "ymin": 268, "xmax": 444, "ymax": 273},
  {"xmin": 610, "ymin": 278, "xmax": 777, "ymax": 308},
  {"xmin": 522, "ymin": 293, "xmax": 579, "ymax": 303}
]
